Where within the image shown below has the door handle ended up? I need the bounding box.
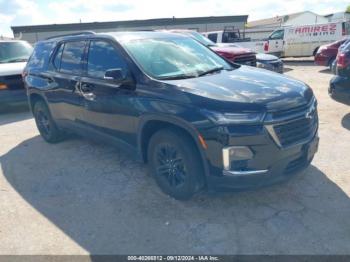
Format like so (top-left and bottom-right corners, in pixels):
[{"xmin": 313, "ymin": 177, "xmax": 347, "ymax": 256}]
[{"xmin": 80, "ymin": 83, "xmax": 93, "ymax": 93}]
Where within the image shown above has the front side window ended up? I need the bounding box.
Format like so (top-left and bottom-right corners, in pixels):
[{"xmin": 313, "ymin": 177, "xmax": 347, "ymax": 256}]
[
  {"xmin": 269, "ymin": 30, "xmax": 284, "ymax": 40},
  {"xmin": 122, "ymin": 37, "xmax": 232, "ymax": 80},
  {"xmin": 87, "ymin": 41, "xmax": 127, "ymax": 78},
  {"xmin": 60, "ymin": 41, "xmax": 85, "ymax": 74},
  {"xmin": 208, "ymin": 33, "xmax": 218, "ymax": 43},
  {"xmin": 0, "ymin": 41, "xmax": 33, "ymax": 63}
]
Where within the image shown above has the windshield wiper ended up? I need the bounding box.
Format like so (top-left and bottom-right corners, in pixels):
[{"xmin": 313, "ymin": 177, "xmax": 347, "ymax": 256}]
[
  {"xmin": 198, "ymin": 66, "xmax": 224, "ymax": 77},
  {"xmin": 158, "ymin": 74, "xmax": 197, "ymax": 80}
]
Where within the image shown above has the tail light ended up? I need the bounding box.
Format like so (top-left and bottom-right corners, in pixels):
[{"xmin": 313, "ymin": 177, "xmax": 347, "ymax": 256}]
[
  {"xmin": 264, "ymin": 41, "xmax": 269, "ymax": 52},
  {"xmin": 337, "ymin": 53, "xmax": 349, "ymax": 68}
]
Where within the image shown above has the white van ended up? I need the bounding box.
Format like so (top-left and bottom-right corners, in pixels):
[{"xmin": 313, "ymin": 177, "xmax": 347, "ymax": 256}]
[
  {"xmin": 204, "ymin": 21, "xmax": 349, "ymax": 57},
  {"xmin": 0, "ymin": 40, "xmax": 33, "ymax": 107},
  {"xmin": 264, "ymin": 21, "xmax": 349, "ymax": 57}
]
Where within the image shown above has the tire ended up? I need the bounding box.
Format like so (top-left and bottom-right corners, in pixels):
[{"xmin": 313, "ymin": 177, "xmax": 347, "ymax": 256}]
[
  {"xmin": 33, "ymin": 100, "xmax": 66, "ymax": 143},
  {"xmin": 147, "ymin": 129, "xmax": 204, "ymax": 200}
]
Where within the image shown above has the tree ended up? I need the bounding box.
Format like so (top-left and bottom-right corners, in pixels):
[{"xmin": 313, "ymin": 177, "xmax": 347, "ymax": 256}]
[{"xmin": 347, "ymin": 5, "xmax": 350, "ymax": 13}]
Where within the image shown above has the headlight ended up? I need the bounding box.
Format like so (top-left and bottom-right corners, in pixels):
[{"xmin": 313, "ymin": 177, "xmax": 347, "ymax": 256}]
[
  {"xmin": 0, "ymin": 83, "xmax": 8, "ymax": 90},
  {"xmin": 201, "ymin": 109, "xmax": 265, "ymax": 124},
  {"xmin": 256, "ymin": 62, "xmax": 266, "ymax": 68}
]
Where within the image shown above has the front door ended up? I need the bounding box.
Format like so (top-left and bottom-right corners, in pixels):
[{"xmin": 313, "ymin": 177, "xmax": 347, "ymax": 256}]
[
  {"xmin": 266, "ymin": 29, "xmax": 284, "ymax": 56},
  {"xmin": 79, "ymin": 40, "xmax": 138, "ymax": 146}
]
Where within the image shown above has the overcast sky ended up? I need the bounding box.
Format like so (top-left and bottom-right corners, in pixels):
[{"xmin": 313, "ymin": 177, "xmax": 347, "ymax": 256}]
[{"xmin": 0, "ymin": 0, "xmax": 348, "ymax": 37}]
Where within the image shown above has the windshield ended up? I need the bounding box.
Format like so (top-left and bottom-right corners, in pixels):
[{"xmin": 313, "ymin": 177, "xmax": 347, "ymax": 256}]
[
  {"xmin": 187, "ymin": 32, "xmax": 217, "ymax": 46},
  {"xmin": 122, "ymin": 37, "xmax": 232, "ymax": 80},
  {"xmin": 0, "ymin": 41, "xmax": 33, "ymax": 63}
]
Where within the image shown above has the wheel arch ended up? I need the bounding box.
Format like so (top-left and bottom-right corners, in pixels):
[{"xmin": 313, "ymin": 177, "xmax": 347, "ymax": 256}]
[
  {"xmin": 28, "ymin": 92, "xmax": 47, "ymax": 113},
  {"xmin": 137, "ymin": 115, "xmax": 210, "ymax": 178}
]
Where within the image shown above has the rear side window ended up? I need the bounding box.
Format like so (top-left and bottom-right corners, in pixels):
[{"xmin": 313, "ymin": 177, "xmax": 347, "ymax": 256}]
[
  {"xmin": 87, "ymin": 41, "xmax": 127, "ymax": 78},
  {"xmin": 60, "ymin": 41, "xmax": 85, "ymax": 74},
  {"xmin": 27, "ymin": 41, "xmax": 55, "ymax": 70}
]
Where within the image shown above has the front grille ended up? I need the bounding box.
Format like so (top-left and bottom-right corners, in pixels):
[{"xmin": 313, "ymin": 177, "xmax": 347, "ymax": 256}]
[
  {"xmin": 266, "ymin": 98, "xmax": 318, "ymax": 147},
  {"xmin": 234, "ymin": 55, "xmax": 257, "ymax": 66},
  {"xmin": 0, "ymin": 74, "xmax": 23, "ymax": 90}
]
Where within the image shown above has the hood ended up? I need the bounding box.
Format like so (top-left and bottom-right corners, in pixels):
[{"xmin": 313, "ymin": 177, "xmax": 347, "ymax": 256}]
[
  {"xmin": 256, "ymin": 53, "xmax": 279, "ymax": 61},
  {"xmin": 210, "ymin": 45, "xmax": 255, "ymax": 58},
  {"xmin": 0, "ymin": 62, "xmax": 26, "ymax": 77},
  {"xmin": 166, "ymin": 66, "xmax": 313, "ymax": 112}
]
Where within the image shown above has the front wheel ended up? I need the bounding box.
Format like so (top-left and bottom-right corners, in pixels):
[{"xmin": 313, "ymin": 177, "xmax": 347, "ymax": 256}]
[
  {"xmin": 147, "ymin": 129, "xmax": 204, "ymax": 200},
  {"xmin": 33, "ymin": 100, "xmax": 66, "ymax": 143}
]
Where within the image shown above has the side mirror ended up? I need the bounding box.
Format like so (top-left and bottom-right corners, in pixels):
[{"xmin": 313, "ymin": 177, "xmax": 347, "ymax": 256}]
[
  {"xmin": 104, "ymin": 68, "xmax": 135, "ymax": 90},
  {"xmin": 104, "ymin": 68, "xmax": 125, "ymax": 81}
]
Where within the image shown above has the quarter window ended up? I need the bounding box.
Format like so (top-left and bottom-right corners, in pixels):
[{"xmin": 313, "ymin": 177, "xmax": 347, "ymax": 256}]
[
  {"xmin": 60, "ymin": 41, "xmax": 85, "ymax": 74},
  {"xmin": 87, "ymin": 41, "xmax": 127, "ymax": 78}
]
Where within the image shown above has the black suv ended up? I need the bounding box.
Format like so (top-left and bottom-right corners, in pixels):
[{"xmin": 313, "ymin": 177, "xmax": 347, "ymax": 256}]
[{"xmin": 24, "ymin": 31, "xmax": 319, "ymax": 200}]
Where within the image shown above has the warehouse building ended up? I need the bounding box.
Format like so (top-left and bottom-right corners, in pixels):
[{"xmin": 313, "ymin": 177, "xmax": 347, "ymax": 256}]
[{"xmin": 11, "ymin": 15, "xmax": 248, "ymax": 44}]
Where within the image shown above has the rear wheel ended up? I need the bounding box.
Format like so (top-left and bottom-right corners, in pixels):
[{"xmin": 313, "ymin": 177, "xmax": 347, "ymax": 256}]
[
  {"xmin": 33, "ymin": 100, "xmax": 66, "ymax": 143},
  {"xmin": 147, "ymin": 129, "xmax": 204, "ymax": 200}
]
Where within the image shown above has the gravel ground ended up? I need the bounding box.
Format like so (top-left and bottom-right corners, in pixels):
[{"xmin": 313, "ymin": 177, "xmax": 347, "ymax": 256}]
[{"xmin": 0, "ymin": 62, "xmax": 350, "ymax": 255}]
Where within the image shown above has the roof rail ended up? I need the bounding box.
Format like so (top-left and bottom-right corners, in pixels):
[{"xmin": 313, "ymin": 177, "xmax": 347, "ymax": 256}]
[{"xmin": 46, "ymin": 31, "xmax": 95, "ymax": 40}]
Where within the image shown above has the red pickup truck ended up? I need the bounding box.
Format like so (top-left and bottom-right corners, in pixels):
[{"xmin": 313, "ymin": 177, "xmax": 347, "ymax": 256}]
[{"xmin": 168, "ymin": 30, "xmax": 257, "ymax": 66}]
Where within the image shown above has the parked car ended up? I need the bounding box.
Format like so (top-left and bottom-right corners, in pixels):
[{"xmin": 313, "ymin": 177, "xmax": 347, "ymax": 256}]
[
  {"xmin": 255, "ymin": 53, "xmax": 284, "ymax": 73},
  {"xmin": 24, "ymin": 31, "xmax": 319, "ymax": 200},
  {"xmin": 315, "ymin": 38, "xmax": 348, "ymax": 70},
  {"xmin": 329, "ymin": 41, "xmax": 350, "ymax": 102},
  {"xmin": 218, "ymin": 42, "xmax": 284, "ymax": 73},
  {"xmin": 0, "ymin": 40, "xmax": 33, "ymax": 107},
  {"xmin": 167, "ymin": 30, "xmax": 257, "ymax": 67},
  {"xmin": 169, "ymin": 30, "xmax": 283, "ymax": 73}
]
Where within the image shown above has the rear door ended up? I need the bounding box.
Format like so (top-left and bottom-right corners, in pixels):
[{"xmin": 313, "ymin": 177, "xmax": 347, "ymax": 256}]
[{"xmin": 47, "ymin": 40, "xmax": 86, "ymax": 125}]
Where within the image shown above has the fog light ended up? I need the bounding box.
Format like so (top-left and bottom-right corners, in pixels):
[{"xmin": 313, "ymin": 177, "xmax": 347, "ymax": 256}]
[
  {"xmin": 222, "ymin": 146, "xmax": 253, "ymax": 170},
  {"xmin": 0, "ymin": 83, "xmax": 8, "ymax": 90}
]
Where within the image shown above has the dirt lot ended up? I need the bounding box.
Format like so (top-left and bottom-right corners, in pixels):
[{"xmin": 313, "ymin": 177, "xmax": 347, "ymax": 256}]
[{"xmin": 0, "ymin": 62, "xmax": 350, "ymax": 255}]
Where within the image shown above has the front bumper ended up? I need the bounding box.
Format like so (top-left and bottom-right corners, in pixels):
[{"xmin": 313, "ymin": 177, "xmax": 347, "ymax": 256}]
[
  {"xmin": 256, "ymin": 61, "xmax": 284, "ymax": 73},
  {"xmin": 207, "ymin": 134, "xmax": 319, "ymax": 191},
  {"xmin": 0, "ymin": 89, "xmax": 27, "ymax": 104}
]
